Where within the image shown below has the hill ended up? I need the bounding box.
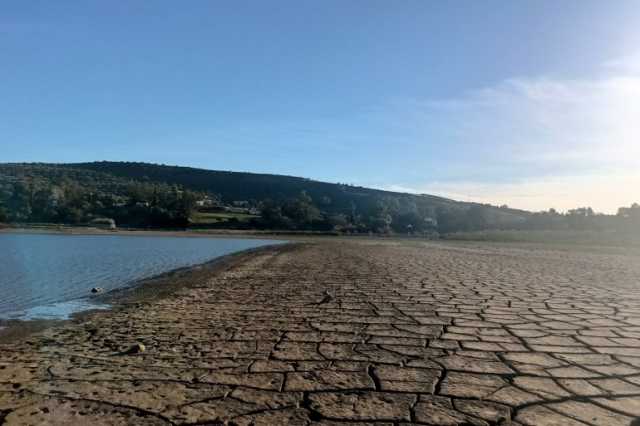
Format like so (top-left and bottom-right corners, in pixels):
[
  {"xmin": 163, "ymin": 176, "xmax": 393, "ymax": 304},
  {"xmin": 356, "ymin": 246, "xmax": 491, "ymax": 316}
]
[{"xmin": 0, "ymin": 161, "xmax": 530, "ymax": 232}]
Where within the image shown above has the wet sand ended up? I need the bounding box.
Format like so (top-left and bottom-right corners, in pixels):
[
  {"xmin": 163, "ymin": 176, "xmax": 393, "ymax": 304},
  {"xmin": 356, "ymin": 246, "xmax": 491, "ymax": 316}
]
[{"xmin": 1, "ymin": 240, "xmax": 640, "ymax": 425}]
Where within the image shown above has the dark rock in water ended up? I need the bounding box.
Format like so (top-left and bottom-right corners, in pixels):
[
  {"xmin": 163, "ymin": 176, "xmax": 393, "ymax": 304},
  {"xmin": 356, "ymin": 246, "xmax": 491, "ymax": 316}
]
[{"xmin": 90, "ymin": 287, "xmax": 103, "ymax": 294}]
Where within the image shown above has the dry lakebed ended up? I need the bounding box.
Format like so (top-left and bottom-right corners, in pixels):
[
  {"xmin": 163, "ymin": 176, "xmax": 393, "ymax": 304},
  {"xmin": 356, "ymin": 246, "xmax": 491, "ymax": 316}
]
[{"xmin": 1, "ymin": 239, "xmax": 640, "ymax": 425}]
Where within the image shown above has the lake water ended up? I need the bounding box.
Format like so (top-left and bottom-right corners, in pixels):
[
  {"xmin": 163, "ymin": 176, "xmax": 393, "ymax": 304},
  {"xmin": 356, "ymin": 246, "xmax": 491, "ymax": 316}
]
[{"xmin": 0, "ymin": 233, "xmax": 281, "ymax": 321}]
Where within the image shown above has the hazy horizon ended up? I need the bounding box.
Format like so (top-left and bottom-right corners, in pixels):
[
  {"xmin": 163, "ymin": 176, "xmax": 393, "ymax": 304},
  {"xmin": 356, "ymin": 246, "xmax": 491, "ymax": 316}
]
[{"xmin": 3, "ymin": 1, "xmax": 639, "ymax": 213}]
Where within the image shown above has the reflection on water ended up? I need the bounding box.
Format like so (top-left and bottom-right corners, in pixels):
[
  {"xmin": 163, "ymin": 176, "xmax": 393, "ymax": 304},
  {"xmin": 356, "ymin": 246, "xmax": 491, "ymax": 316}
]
[{"xmin": 0, "ymin": 233, "xmax": 281, "ymax": 321}]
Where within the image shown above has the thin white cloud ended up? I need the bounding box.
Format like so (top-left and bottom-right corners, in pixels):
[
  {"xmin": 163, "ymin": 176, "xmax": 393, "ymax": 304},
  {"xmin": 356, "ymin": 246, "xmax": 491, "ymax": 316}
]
[
  {"xmin": 381, "ymin": 172, "xmax": 640, "ymax": 214},
  {"xmin": 603, "ymin": 51, "xmax": 640, "ymax": 74},
  {"xmin": 375, "ymin": 54, "xmax": 640, "ymax": 212},
  {"xmin": 422, "ymin": 75, "xmax": 640, "ymax": 169},
  {"xmin": 368, "ymin": 54, "xmax": 640, "ymax": 213}
]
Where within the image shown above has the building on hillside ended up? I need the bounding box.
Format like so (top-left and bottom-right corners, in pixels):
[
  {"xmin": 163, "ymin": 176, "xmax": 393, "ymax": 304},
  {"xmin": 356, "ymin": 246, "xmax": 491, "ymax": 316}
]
[
  {"xmin": 224, "ymin": 206, "xmax": 251, "ymax": 214},
  {"xmin": 196, "ymin": 197, "xmax": 218, "ymax": 208},
  {"xmin": 89, "ymin": 217, "xmax": 116, "ymax": 230}
]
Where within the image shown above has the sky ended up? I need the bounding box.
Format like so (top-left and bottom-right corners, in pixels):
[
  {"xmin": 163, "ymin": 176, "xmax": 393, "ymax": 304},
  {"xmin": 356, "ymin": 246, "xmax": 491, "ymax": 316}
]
[{"xmin": 2, "ymin": 1, "xmax": 639, "ymax": 213}]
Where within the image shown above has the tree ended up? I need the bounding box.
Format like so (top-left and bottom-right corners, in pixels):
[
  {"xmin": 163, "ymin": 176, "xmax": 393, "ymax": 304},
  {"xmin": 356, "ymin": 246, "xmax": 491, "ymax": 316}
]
[
  {"xmin": 465, "ymin": 205, "xmax": 489, "ymax": 231},
  {"xmin": 31, "ymin": 186, "xmax": 56, "ymax": 221},
  {"xmin": 366, "ymin": 199, "xmax": 394, "ymax": 233},
  {"xmin": 567, "ymin": 207, "xmax": 595, "ymax": 230},
  {"xmin": 7, "ymin": 182, "xmax": 32, "ymax": 221},
  {"xmin": 0, "ymin": 201, "xmax": 8, "ymax": 222},
  {"xmin": 176, "ymin": 189, "xmax": 199, "ymax": 222},
  {"xmin": 436, "ymin": 207, "xmax": 468, "ymax": 234},
  {"xmin": 326, "ymin": 213, "xmax": 348, "ymax": 229},
  {"xmin": 56, "ymin": 206, "xmax": 85, "ymax": 224},
  {"xmin": 259, "ymin": 199, "xmax": 291, "ymax": 229},
  {"xmin": 320, "ymin": 196, "xmax": 332, "ymax": 206},
  {"xmin": 392, "ymin": 211, "xmax": 425, "ymax": 233},
  {"xmin": 617, "ymin": 203, "xmax": 640, "ymax": 219},
  {"xmin": 525, "ymin": 209, "xmax": 566, "ymax": 231},
  {"xmin": 281, "ymin": 191, "xmax": 321, "ymax": 228},
  {"xmin": 616, "ymin": 203, "xmax": 640, "ymax": 235}
]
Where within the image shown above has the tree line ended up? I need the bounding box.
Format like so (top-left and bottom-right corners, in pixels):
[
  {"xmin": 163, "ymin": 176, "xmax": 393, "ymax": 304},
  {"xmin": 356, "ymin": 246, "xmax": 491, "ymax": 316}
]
[
  {"xmin": 253, "ymin": 193, "xmax": 640, "ymax": 235},
  {"xmin": 518, "ymin": 205, "xmax": 640, "ymax": 234},
  {"xmin": 0, "ymin": 163, "xmax": 638, "ymax": 236},
  {"xmin": 1, "ymin": 178, "xmax": 638, "ymax": 236},
  {"xmin": 0, "ymin": 178, "xmax": 201, "ymax": 228},
  {"xmin": 253, "ymin": 191, "xmax": 440, "ymax": 233}
]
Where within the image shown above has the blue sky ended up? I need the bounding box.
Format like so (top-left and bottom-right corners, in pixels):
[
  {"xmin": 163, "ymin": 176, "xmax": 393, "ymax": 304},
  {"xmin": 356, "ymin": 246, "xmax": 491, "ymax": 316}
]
[{"xmin": 2, "ymin": 1, "xmax": 639, "ymax": 212}]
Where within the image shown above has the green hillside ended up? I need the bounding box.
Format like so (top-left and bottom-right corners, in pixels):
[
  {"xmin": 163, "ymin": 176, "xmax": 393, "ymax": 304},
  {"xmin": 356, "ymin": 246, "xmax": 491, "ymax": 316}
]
[
  {"xmin": 63, "ymin": 161, "xmax": 461, "ymax": 215},
  {"xmin": 0, "ymin": 161, "xmax": 531, "ymax": 232}
]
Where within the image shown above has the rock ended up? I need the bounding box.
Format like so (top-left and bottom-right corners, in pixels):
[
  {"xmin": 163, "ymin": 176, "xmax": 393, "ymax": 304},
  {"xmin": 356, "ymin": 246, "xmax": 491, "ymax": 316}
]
[
  {"xmin": 90, "ymin": 287, "xmax": 103, "ymax": 294},
  {"xmin": 315, "ymin": 290, "xmax": 333, "ymax": 305},
  {"xmin": 121, "ymin": 343, "xmax": 146, "ymax": 355}
]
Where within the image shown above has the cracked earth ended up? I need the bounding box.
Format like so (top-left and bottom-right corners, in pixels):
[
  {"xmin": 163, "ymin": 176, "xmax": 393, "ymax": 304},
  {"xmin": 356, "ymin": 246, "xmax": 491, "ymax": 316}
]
[{"xmin": 1, "ymin": 240, "xmax": 640, "ymax": 425}]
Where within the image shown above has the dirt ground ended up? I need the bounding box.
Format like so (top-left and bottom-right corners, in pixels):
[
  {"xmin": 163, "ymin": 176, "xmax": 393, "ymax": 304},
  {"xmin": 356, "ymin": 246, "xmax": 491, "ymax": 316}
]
[{"xmin": 1, "ymin": 240, "xmax": 639, "ymax": 425}]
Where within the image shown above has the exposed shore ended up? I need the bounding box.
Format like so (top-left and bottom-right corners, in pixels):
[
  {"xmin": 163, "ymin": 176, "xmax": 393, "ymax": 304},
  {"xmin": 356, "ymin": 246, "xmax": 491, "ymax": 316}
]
[
  {"xmin": 0, "ymin": 226, "xmax": 342, "ymax": 240},
  {"xmin": 0, "ymin": 226, "xmax": 282, "ymax": 239},
  {"xmin": 1, "ymin": 239, "xmax": 640, "ymax": 425},
  {"xmin": 0, "ymin": 242, "xmax": 293, "ymax": 344}
]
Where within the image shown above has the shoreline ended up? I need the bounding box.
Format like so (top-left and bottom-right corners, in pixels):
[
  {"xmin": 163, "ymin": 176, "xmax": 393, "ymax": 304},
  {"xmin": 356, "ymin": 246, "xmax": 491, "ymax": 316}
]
[
  {"xmin": 0, "ymin": 241, "xmax": 295, "ymax": 344},
  {"xmin": 4, "ymin": 225, "xmax": 639, "ymax": 249},
  {"xmin": 0, "ymin": 226, "xmax": 345, "ymax": 240},
  {"xmin": 0, "ymin": 226, "xmax": 282, "ymax": 239}
]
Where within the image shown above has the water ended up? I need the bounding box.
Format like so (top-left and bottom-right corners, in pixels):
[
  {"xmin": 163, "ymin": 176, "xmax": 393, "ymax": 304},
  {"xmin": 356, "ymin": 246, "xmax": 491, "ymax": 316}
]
[{"xmin": 0, "ymin": 233, "xmax": 282, "ymax": 321}]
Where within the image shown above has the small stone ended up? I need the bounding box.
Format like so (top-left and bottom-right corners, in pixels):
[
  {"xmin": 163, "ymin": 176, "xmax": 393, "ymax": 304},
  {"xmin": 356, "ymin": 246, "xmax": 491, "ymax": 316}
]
[{"xmin": 122, "ymin": 343, "xmax": 146, "ymax": 355}]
